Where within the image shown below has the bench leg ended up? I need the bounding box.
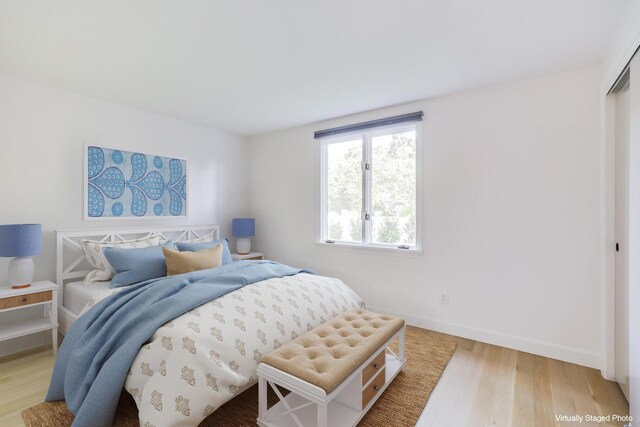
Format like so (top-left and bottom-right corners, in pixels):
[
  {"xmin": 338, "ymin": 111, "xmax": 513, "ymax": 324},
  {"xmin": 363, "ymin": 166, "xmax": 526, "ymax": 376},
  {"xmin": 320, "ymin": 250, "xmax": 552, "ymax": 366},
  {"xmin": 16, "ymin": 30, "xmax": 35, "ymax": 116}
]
[
  {"xmin": 259, "ymin": 377, "xmax": 267, "ymax": 419},
  {"xmin": 399, "ymin": 327, "xmax": 405, "ymax": 362},
  {"xmin": 317, "ymin": 404, "xmax": 328, "ymax": 427}
]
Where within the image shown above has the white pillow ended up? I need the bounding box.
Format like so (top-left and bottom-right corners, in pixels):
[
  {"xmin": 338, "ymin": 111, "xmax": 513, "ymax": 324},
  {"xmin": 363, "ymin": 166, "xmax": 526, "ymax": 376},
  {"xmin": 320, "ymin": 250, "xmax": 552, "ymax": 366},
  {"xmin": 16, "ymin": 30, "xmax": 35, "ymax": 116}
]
[{"xmin": 82, "ymin": 235, "xmax": 163, "ymax": 283}]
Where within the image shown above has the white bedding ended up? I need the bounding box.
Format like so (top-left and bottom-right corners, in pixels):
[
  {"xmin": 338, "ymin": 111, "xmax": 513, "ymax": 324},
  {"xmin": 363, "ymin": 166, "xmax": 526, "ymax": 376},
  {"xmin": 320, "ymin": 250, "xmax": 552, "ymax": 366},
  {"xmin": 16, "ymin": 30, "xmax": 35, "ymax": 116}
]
[
  {"xmin": 63, "ymin": 281, "xmax": 112, "ymax": 314},
  {"xmin": 81, "ymin": 272, "xmax": 364, "ymax": 426}
]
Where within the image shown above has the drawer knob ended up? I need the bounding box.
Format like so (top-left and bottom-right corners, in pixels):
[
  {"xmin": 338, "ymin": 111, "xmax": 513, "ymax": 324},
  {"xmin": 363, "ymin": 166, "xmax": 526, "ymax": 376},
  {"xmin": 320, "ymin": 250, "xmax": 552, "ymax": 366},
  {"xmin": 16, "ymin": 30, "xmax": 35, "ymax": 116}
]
[
  {"xmin": 22, "ymin": 297, "xmax": 28, "ymax": 302},
  {"xmin": 374, "ymin": 385, "xmax": 380, "ymax": 391},
  {"xmin": 373, "ymin": 363, "xmax": 379, "ymax": 369}
]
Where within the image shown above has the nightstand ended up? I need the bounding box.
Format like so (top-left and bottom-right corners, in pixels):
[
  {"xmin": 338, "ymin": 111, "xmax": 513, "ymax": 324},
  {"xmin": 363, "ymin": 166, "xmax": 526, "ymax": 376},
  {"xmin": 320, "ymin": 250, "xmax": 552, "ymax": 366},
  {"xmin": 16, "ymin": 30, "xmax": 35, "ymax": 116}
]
[
  {"xmin": 0, "ymin": 280, "xmax": 58, "ymax": 355},
  {"xmin": 231, "ymin": 252, "xmax": 264, "ymax": 261}
]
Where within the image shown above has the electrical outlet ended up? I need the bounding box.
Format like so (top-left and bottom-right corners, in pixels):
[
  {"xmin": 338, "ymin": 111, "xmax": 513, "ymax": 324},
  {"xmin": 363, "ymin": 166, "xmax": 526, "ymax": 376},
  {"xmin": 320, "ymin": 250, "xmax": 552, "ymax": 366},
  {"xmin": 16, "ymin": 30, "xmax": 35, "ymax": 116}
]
[{"xmin": 439, "ymin": 292, "xmax": 449, "ymax": 305}]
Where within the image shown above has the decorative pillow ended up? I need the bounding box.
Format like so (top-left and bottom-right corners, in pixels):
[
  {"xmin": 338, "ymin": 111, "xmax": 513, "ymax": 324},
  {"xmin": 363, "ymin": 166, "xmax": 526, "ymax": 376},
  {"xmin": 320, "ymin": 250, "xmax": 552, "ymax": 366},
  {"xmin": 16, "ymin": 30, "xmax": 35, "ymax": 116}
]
[
  {"xmin": 162, "ymin": 245, "xmax": 223, "ymax": 276},
  {"xmin": 175, "ymin": 239, "xmax": 233, "ymax": 265},
  {"xmin": 104, "ymin": 242, "xmax": 175, "ymax": 288},
  {"xmin": 82, "ymin": 235, "xmax": 162, "ymax": 283}
]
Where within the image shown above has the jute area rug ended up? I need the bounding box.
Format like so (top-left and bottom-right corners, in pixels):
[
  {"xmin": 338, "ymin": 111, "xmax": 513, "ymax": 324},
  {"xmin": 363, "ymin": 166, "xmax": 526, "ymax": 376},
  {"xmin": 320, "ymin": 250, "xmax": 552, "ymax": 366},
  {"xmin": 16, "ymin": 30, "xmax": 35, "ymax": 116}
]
[{"xmin": 22, "ymin": 326, "xmax": 456, "ymax": 426}]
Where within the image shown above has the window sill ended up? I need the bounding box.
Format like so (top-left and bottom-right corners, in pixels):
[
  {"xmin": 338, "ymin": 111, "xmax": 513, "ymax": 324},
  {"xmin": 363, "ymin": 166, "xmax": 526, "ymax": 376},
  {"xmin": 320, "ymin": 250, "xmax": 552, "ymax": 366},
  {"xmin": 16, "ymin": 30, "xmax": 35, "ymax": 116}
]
[{"xmin": 314, "ymin": 241, "xmax": 423, "ymax": 256}]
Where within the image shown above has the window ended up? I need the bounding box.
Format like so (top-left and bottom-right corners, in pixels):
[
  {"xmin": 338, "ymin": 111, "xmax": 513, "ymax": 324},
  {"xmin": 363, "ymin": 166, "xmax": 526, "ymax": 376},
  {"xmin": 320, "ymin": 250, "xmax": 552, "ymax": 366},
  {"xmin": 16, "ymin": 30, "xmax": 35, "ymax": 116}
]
[{"xmin": 319, "ymin": 115, "xmax": 421, "ymax": 250}]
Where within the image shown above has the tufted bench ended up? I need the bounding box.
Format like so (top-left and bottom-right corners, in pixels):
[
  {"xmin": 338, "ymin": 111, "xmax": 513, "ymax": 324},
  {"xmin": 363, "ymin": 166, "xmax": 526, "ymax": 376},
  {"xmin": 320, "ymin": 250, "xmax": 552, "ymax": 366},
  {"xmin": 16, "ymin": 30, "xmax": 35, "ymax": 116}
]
[{"xmin": 257, "ymin": 309, "xmax": 406, "ymax": 427}]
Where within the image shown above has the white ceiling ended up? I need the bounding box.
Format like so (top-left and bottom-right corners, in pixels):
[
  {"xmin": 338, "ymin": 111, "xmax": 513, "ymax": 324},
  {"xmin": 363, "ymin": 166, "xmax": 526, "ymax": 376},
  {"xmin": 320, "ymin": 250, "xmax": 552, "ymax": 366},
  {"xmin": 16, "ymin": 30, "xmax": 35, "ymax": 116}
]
[{"xmin": 0, "ymin": 0, "xmax": 630, "ymax": 136}]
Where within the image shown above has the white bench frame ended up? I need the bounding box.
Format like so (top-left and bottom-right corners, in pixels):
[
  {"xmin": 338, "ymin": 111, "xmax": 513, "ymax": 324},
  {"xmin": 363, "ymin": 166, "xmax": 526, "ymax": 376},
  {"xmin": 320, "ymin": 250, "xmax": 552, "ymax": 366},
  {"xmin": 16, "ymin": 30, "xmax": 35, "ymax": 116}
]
[{"xmin": 257, "ymin": 326, "xmax": 406, "ymax": 427}]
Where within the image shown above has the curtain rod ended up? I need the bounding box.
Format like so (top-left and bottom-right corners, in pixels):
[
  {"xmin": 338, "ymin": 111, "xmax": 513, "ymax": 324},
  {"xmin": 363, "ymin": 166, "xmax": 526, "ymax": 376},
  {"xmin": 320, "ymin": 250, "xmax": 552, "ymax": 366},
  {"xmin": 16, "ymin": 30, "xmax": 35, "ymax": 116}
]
[{"xmin": 314, "ymin": 111, "xmax": 423, "ymax": 139}]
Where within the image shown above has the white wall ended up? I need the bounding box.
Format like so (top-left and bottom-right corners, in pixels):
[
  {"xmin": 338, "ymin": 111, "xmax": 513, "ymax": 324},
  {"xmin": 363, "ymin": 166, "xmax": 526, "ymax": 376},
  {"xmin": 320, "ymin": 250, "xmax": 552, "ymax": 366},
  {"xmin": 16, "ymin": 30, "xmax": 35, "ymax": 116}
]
[
  {"xmin": 248, "ymin": 65, "xmax": 603, "ymax": 367},
  {"xmin": 0, "ymin": 73, "xmax": 248, "ymax": 355}
]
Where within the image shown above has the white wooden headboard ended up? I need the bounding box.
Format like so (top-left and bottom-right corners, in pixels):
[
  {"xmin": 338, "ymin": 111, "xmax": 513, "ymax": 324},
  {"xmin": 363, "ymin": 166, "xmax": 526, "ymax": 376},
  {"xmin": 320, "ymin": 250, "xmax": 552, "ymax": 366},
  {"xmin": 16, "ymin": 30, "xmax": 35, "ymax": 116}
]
[{"xmin": 56, "ymin": 224, "xmax": 220, "ymax": 307}]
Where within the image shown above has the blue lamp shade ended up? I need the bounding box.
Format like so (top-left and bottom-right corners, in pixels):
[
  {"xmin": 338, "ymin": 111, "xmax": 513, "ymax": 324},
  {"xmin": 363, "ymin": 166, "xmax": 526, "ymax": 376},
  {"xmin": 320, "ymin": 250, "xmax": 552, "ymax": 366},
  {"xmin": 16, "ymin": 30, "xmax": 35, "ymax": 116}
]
[
  {"xmin": 0, "ymin": 224, "xmax": 42, "ymax": 257},
  {"xmin": 232, "ymin": 218, "xmax": 255, "ymax": 237}
]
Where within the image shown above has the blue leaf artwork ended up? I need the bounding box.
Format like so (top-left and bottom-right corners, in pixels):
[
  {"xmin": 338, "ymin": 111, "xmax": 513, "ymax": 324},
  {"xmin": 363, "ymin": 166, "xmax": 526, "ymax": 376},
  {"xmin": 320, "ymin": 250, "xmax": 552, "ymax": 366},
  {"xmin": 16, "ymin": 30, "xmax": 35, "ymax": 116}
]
[{"xmin": 86, "ymin": 146, "xmax": 187, "ymax": 218}]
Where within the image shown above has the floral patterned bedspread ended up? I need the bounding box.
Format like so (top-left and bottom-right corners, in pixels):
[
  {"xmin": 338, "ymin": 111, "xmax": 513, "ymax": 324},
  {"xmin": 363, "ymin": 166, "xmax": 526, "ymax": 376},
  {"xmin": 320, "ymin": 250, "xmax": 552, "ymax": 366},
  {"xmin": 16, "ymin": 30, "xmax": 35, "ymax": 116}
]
[{"xmin": 81, "ymin": 273, "xmax": 363, "ymax": 426}]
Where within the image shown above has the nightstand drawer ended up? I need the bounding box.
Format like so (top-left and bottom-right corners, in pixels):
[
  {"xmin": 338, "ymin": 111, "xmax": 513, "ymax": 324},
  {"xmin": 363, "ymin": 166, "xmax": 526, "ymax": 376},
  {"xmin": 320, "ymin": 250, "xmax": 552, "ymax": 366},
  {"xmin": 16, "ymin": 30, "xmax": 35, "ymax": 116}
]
[
  {"xmin": 0, "ymin": 290, "xmax": 52, "ymax": 309},
  {"xmin": 231, "ymin": 252, "xmax": 265, "ymax": 261}
]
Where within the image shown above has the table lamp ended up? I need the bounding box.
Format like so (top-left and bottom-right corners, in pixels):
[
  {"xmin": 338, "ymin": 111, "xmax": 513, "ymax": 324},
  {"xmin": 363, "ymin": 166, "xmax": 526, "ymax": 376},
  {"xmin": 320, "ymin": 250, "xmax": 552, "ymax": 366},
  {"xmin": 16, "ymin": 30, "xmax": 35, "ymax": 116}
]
[
  {"xmin": 0, "ymin": 224, "xmax": 42, "ymax": 289},
  {"xmin": 232, "ymin": 218, "xmax": 255, "ymax": 255}
]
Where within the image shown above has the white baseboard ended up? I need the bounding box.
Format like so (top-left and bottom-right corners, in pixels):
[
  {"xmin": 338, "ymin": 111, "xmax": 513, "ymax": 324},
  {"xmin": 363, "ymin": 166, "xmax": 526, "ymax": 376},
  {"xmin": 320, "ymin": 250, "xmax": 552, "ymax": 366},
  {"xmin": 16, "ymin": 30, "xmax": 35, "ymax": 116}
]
[
  {"xmin": 0, "ymin": 333, "xmax": 46, "ymax": 358},
  {"xmin": 3, "ymin": 303, "xmax": 601, "ymax": 369},
  {"xmin": 367, "ymin": 305, "xmax": 601, "ymax": 370}
]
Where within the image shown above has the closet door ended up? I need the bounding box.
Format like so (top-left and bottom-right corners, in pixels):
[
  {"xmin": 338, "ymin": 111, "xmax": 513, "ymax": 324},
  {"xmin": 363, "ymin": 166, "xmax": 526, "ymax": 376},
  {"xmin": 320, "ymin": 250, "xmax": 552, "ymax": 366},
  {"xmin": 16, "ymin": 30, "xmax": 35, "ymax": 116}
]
[
  {"xmin": 615, "ymin": 77, "xmax": 630, "ymax": 400},
  {"xmin": 628, "ymin": 53, "xmax": 640, "ymax": 422}
]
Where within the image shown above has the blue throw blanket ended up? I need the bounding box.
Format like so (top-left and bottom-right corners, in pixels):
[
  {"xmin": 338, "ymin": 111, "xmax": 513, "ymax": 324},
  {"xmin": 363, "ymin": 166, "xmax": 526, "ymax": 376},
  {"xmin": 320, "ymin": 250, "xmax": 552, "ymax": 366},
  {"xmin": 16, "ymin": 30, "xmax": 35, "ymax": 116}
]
[{"xmin": 46, "ymin": 261, "xmax": 309, "ymax": 427}]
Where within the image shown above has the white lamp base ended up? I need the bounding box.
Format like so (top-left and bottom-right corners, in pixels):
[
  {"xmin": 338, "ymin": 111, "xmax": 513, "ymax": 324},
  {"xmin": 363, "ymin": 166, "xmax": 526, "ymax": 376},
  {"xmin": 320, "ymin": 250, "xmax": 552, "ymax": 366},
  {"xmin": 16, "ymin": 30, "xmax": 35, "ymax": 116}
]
[
  {"xmin": 9, "ymin": 256, "xmax": 34, "ymax": 289},
  {"xmin": 236, "ymin": 238, "xmax": 252, "ymax": 255}
]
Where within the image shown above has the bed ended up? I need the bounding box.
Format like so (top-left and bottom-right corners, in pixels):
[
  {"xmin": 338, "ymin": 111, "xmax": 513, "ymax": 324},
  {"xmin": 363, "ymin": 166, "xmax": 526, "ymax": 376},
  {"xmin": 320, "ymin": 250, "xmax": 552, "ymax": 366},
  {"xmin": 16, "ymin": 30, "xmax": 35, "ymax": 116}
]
[
  {"xmin": 62, "ymin": 280, "xmax": 111, "ymax": 315},
  {"xmin": 53, "ymin": 225, "xmax": 364, "ymax": 426},
  {"xmin": 56, "ymin": 225, "xmax": 224, "ymax": 334}
]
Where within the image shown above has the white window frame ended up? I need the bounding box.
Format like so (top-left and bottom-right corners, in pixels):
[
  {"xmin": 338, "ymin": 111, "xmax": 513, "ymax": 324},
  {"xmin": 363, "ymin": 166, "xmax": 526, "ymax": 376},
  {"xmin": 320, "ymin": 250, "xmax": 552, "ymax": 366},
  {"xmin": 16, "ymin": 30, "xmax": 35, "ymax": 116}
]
[{"xmin": 319, "ymin": 121, "xmax": 422, "ymax": 252}]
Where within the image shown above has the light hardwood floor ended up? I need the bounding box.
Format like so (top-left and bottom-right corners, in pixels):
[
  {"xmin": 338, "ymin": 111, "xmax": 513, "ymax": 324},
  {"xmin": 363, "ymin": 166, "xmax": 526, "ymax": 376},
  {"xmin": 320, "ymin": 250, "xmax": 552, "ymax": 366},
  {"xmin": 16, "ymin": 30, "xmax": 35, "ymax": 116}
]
[
  {"xmin": 418, "ymin": 330, "xmax": 629, "ymax": 427},
  {"xmin": 0, "ymin": 332, "xmax": 629, "ymax": 427},
  {"xmin": 0, "ymin": 347, "xmax": 54, "ymax": 427}
]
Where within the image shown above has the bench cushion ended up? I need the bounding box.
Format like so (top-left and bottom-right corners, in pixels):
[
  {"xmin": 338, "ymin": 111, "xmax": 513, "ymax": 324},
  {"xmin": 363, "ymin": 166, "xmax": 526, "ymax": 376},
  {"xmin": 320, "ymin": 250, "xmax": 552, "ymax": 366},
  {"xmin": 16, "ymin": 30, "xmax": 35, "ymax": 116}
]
[{"xmin": 261, "ymin": 309, "xmax": 404, "ymax": 394}]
